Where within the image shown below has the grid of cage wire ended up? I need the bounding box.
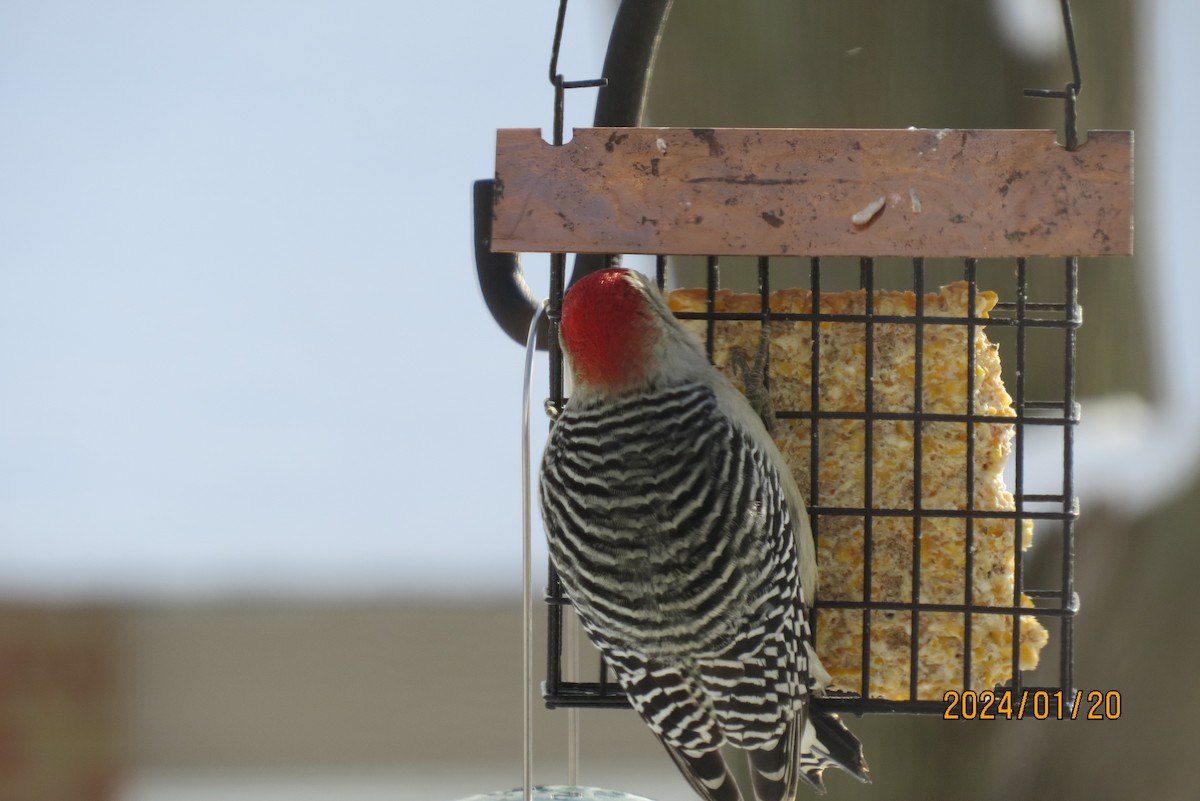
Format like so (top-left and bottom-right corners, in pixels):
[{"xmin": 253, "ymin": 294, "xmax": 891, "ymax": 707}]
[{"xmin": 543, "ymin": 253, "xmax": 1079, "ymax": 715}]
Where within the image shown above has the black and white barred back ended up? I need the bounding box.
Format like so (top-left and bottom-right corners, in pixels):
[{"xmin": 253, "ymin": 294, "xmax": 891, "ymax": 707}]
[{"xmin": 540, "ymin": 379, "xmax": 842, "ymax": 800}]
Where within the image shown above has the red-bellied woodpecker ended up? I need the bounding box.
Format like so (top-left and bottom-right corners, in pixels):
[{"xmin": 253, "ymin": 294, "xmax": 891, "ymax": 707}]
[{"xmin": 539, "ymin": 268, "xmax": 869, "ymax": 801}]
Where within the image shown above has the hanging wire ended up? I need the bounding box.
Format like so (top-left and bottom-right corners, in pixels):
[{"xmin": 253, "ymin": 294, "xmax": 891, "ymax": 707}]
[
  {"xmin": 522, "ymin": 300, "xmax": 549, "ymax": 801},
  {"xmin": 550, "ymin": 0, "xmax": 607, "ymax": 150},
  {"xmin": 566, "ymin": 610, "xmax": 580, "ymax": 786},
  {"xmin": 1023, "ymin": 0, "xmax": 1082, "ymax": 150},
  {"xmin": 549, "ymin": 0, "xmax": 569, "ymax": 86}
]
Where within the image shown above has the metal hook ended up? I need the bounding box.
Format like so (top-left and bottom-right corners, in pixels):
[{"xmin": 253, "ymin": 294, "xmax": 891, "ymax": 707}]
[
  {"xmin": 1023, "ymin": 0, "xmax": 1082, "ymax": 150},
  {"xmin": 474, "ymin": 0, "xmax": 676, "ymax": 347}
]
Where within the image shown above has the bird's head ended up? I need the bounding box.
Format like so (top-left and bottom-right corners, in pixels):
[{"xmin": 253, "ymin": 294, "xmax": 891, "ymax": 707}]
[{"xmin": 559, "ymin": 268, "xmax": 707, "ymax": 400}]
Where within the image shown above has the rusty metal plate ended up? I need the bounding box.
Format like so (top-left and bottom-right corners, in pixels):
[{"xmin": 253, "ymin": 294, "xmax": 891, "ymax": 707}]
[{"xmin": 492, "ymin": 127, "xmax": 1133, "ymax": 258}]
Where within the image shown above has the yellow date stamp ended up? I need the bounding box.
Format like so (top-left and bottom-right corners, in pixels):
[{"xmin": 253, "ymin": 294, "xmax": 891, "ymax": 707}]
[{"xmin": 943, "ymin": 689, "xmax": 1121, "ymax": 720}]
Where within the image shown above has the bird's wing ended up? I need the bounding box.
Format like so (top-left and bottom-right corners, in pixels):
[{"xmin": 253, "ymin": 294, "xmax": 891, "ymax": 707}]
[
  {"xmin": 604, "ymin": 647, "xmax": 745, "ymax": 801},
  {"xmin": 709, "ymin": 375, "xmax": 818, "ymax": 602},
  {"xmin": 697, "ymin": 618, "xmax": 804, "ymax": 801}
]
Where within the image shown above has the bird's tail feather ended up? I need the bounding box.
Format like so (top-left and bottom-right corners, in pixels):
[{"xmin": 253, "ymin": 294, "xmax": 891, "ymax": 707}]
[
  {"xmin": 664, "ymin": 746, "xmax": 745, "ymax": 801},
  {"xmin": 746, "ymin": 719, "xmax": 799, "ymax": 801},
  {"xmin": 796, "ymin": 708, "xmax": 871, "ymax": 794}
]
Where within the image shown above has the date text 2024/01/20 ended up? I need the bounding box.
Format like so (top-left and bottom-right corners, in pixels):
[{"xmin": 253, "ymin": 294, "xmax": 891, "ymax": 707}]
[{"xmin": 943, "ymin": 690, "xmax": 1122, "ymax": 721}]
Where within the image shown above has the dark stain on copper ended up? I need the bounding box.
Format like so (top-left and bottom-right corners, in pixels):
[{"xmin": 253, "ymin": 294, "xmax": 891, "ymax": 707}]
[
  {"xmin": 685, "ymin": 176, "xmax": 808, "ymax": 187},
  {"xmin": 691, "ymin": 128, "xmax": 725, "ymax": 157},
  {"xmin": 761, "ymin": 212, "xmax": 784, "ymax": 228},
  {"xmin": 999, "ymin": 169, "xmax": 1026, "ymax": 197},
  {"xmin": 604, "ymin": 132, "xmax": 629, "ymax": 152}
]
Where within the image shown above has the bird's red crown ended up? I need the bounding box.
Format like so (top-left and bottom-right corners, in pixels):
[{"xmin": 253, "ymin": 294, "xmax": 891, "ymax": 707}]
[{"xmin": 560, "ymin": 268, "xmax": 656, "ymax": 392}]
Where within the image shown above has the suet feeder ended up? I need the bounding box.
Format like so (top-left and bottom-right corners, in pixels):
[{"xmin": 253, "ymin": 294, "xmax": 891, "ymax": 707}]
[{"xmin": 473, "ymin": 0, "xmax": 1132, "ymax": 793}]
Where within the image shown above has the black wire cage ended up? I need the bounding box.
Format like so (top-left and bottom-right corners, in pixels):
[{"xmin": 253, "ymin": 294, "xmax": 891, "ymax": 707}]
[
  {"xmin": 476, "ymin": 0, "xmax": 1132, "ymax": 719},
  {"xmin": 538, "ymin": 252, "xmax": 1086, "ymax": 716}
]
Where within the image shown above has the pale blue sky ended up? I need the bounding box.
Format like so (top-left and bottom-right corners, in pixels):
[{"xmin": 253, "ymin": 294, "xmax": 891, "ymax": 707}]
[
  {"xmin": 1, "ymin": 1, "xmax": 1197, "ymax": 599},
  {"xmin": 0, "ymin": 0, "xmax": 610, "ymax": 597}
]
